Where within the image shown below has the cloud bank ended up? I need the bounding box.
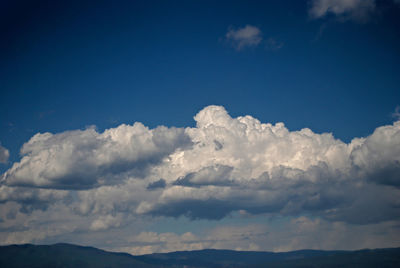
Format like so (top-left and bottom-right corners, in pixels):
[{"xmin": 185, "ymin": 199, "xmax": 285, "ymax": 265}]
[
  {"xmin": 0, "ymin": 105, "xmax": 400, "ymax": 249},
  {"xmin": 117, "ymin": 219, "xmax": 400, "ymax": 255}
]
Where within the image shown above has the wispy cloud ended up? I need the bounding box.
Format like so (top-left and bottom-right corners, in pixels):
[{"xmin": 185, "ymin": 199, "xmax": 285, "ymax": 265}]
[
  {"xmin": 225, "ymin": 25, "xmax": 262, "ymax": 50},
  {"xmin": 309, "ymin": 0, "xmax": 376, "ymax": 22},
  {"xmin": 0, "ymin": 142, "xmax": 9, "ymax": 164},
  {"xmin": 265, "ymin": 37, "xmax": 284, "ymax": 50},
  {"xmin": 393, "ymin": 105, "xmax": 400, "ymax": 121}
]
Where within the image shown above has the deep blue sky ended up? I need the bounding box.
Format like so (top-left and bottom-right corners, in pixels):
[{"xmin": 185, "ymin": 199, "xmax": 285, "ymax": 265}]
[{"xmin": 1, "ymin": 0, "xmax": 399, "ymax": 166}]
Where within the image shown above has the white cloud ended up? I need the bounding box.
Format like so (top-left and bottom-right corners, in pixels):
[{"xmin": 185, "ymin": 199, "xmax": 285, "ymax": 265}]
[
  {"xmin": 225, "ymin": 25, "xmax": 262, "ymax": 50},
  {"xmin": 0, "ymin": 105, "xmax": 400, "ymax": 248},
  {"xmin": 2, "ymin": 124, "xmax": 191, "ymax": 189},
  {"xmin": 137, "ymin": 106, "xmax": 400, "ymax": 223},
  {"xmin": 0, "ymin": 143, "xmax": 9, "ymax": 164},
  {"xmin": 90, "ymin": 214, "xmax": 123, "ymax": 231},
  {"xmin": 309, "ymin": 0, "xmax": 376, "ymax": 22}
]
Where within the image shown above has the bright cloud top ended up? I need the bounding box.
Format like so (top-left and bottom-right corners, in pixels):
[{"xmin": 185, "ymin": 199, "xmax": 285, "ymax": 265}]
[
  {"xmin": 225, "ymin": 25, "xmax": 262, "ymax": 50},
  {"xmin": 1, "ymin": 105, "xmax": 400, "ymax": 226},
  {"xmin": 2, "ymin": 124, "xmax": 191, "ymax": 189}
]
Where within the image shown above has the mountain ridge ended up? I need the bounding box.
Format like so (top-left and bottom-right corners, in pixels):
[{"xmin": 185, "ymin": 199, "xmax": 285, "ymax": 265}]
[{"xmin": 1, "ymin": 243, "xmax": 400, "ymax": 267}]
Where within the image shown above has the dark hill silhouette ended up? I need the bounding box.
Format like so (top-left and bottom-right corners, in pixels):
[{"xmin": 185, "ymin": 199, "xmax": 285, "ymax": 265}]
[
  {"xmin": 137, "ymin": 247, "xmax": 400, "ymax": 267},
  {"xmin": 1, "ymin": 243, "xmax": 400, "ymax": 267},
  {"xmin": 0, "ymin": 243, "xmax": 154, "ymax": 268}
]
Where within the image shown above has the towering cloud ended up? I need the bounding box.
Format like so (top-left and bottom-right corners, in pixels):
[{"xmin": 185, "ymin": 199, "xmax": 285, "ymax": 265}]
[{"xmin": 0, "ymin": 105, "xmax": 400, "ymax": 246}]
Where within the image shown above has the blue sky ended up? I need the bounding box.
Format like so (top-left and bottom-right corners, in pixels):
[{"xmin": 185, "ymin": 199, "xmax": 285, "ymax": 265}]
[{"xmin": 0, "ymin": 0, "xmax": 400, "ymax": 253}]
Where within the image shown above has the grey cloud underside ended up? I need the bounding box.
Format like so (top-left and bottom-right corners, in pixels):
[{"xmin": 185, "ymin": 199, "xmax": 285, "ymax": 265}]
[
  {"xmin": 147, "ymin": 179, "xmax": 166, "ymax": 190},
  {"xmin": 0, "ymin": 185, "xmax": 69, "ymax": 214},
  {"xmin": 173, "ymin": 165, "xmax": 234, "ymax": 187},
  {"xmin": 146, "ymin": 164, "xmax": 400, "ymax": 223},
  {"xmin": 1, "ymin": 105, "xmax": 400, "ymax": 225}
]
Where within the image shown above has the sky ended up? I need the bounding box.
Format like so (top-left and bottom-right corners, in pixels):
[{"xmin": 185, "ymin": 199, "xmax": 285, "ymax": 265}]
[{"xmin": 0, "ymin": 0, "xmax": 400, "ymax": 254}]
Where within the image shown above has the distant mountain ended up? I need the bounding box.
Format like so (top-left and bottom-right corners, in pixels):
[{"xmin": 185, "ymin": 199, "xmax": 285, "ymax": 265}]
[
  {"xmin": 138, "ymin": 248, "xmax": 400, "ymax": 267},
  {"xmin": 0, "ymin": 243, "xmax": 154, "ymax": 268},
  {"xmin": 1, "ymin": 243, "xmax": 400, "ymax": 268}
]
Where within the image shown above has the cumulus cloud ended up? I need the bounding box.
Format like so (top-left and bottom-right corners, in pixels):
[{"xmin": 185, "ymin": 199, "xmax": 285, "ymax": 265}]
[
  {"xmin": 1, "ymin": 105, "xmax": 400, "ymax": 229},
  {"xmin": 309, "ymin": 0, "xmax": 376, "ymax": 22},
  {"xmin": 350, "ymin": 122, "xmax": 400, "ymax": 188},
  {"xmin": 136, "ymin": 106, "xmax": 400, "ymax": 223},
  {"xmin": 225, "ymin": 25, "xmax": 262, "ymax": 50},
  {"xmin": 2, "ymin": 124, "xmax": 191, "ymax": 189},
  {"xmin": 0, "ymin": 185, "xmax": 69, "ymax": 214},
  {"xmin": 0, "ymin": 143, "xmax": 9, "ymax": 164},
  {"xmin": 90, "ymin": 214, "xmax": 123, "ymax": 231},
  {"xmin": 1, "ymin": 105, "xmax": 400, "ymax": 250}
]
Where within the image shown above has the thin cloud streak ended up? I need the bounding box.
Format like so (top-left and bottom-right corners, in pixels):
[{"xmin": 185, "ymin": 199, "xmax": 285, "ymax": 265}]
[
  {"xmin": 0, "ymin": 143, "xmax": 9, "ymax": 164},
  {"xmin": 309, "ymin": 0, "xmax": 375, "ymax": 22}
]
